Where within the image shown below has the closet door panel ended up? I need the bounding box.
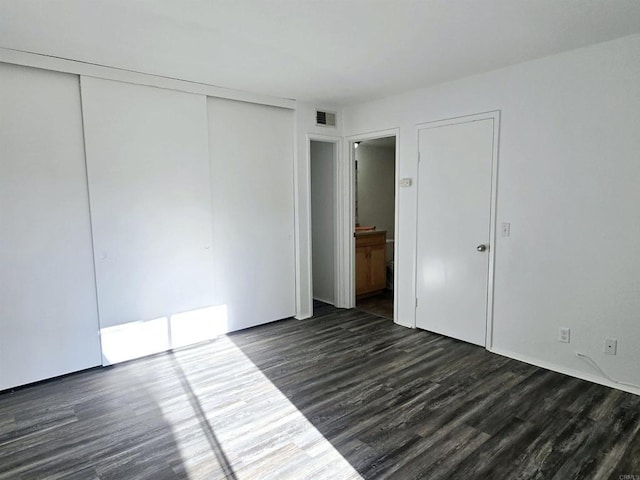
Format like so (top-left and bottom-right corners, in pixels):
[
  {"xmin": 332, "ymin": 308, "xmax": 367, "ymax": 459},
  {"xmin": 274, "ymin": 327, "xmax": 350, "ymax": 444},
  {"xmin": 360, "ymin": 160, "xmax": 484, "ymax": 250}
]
[
  {"xmin": 81, "ymin": 77, "xmax": 216, "ymax": 364},
  {"xmin": 0, "ymin": 64, "xmax": 101, "ymax": 389},
  {"xmin": 207, "ymin": 98, "xmax": 295, "ymax": 331}
]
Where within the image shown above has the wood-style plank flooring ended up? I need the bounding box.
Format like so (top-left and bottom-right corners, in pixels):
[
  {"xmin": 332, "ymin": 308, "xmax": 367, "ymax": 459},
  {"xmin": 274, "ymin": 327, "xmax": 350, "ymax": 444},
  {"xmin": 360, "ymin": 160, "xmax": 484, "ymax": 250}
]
[{"xmin": 1, "ymin": 303, "xmax": 639, "ymax": 479}]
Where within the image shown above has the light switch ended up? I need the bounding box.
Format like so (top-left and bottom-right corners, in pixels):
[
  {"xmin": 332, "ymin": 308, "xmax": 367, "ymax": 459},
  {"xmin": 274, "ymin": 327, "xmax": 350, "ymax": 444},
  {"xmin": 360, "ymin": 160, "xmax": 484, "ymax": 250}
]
[
  {"xmin": 399, "ymin": 178, "xmax": 412, "ymax": 187},
  {"xmin": 501, "ymin": 222, "xmax": 511, "ymax": 237}
]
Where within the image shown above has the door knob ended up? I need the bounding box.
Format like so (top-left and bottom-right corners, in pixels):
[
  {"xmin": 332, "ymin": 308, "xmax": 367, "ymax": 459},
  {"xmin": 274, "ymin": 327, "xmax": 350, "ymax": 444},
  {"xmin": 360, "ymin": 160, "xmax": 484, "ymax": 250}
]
[{"xmin": 476, "ymin": 244, "xmax": 488, "ymax": 252}]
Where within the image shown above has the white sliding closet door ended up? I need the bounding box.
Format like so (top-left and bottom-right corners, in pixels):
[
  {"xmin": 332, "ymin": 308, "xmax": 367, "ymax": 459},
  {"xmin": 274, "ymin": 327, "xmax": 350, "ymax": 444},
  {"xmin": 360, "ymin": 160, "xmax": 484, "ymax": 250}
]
[
  {"xmin": 208, "ymin": 98, "xmax": 295, "ymax": 331},
  {"xmin": 81, "ymin": 77, "xmax": 217, "ymax": 365},
  {"xmin": 0, "ymin": 64, "xmax": 101, "ymax": 389}
]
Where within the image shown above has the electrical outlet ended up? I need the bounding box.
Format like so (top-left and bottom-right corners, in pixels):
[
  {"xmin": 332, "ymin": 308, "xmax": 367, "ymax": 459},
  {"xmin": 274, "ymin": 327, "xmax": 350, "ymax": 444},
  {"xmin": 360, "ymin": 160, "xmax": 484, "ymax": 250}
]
[
  {"xmin": 604, "ymin": 338, "xmax": 617, "ymax": 355},
  {"xmin": 501, "ymin": 222, "xmax": 511, "ymax": 237},
  {"xmin": 558, "ymin": 327, "xmax": 570, "ymax": 343}
]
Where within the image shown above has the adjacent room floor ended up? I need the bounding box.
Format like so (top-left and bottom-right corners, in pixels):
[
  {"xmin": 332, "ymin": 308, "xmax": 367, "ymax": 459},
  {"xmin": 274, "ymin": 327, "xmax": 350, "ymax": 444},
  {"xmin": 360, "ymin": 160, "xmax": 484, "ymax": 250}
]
[
  {"xmin": 356, "ymin": 289, "xmax": 394, "ymax": 320},
  {"xmin": 1, "ymin": 305, "xmax": 639, "ymax": 479}
]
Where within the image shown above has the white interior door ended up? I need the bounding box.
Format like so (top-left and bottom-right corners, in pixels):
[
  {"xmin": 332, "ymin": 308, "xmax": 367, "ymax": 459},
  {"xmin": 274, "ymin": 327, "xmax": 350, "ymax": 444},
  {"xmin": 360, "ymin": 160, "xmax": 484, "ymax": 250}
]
[
  {"xmin": 0, "ymin": 64, "xmax": 101, "ymax": 389},
  {"xmin": 416, "ymin": 118, "xmax": 495, "ymax": 346}
]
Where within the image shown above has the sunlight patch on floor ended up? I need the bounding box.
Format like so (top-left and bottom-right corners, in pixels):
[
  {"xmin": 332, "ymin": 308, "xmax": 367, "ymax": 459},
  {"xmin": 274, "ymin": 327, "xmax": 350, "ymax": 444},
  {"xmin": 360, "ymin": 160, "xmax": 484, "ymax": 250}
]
[{"xmin": 159, "ymin": 336, "xmax": 363, "ymax": 480}]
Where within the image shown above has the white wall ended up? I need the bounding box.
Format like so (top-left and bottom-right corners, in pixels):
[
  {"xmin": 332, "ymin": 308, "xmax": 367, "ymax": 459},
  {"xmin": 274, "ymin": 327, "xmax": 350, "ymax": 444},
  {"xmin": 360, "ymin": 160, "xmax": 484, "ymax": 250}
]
[
  {"xmin": 343, "ymin": 34, "xmax": 640, "ymax": 393},
  {"xmin": 0, "ymin": 64, "xmax": 101, "ymax": 388},
  {"xmin": 356, "ymin": 144, "xmax": 395, "ymax": 261},
  {"xmin": 311, "ymin": 141, "xmax": 336, "ymax": 304}
]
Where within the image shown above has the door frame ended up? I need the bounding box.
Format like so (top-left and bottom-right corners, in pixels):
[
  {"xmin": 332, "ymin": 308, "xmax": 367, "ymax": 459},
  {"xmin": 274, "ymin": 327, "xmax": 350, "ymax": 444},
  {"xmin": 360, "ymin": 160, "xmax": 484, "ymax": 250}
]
[
  {"xmin": 415, "ymin": 111, "xmax": 500, "ymax": 348},
  {"xmin": 307, "ymin": 134, "xmax": 344, "ymax": 310},
  {"xmin": 345, "ymin": 128, "xmax": 400, "ymax": 320}
]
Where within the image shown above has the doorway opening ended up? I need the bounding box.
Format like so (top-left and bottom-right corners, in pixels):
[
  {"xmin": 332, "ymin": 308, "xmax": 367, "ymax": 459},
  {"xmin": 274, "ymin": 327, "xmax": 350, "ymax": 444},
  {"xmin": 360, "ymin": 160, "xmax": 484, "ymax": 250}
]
[
  {"xmin": 353, "ymin": 136, "xmax": 396, "ymax": 320},
  {"xmin": 310, "ymin": 139, "xmax": 339, "ymax": 309}
]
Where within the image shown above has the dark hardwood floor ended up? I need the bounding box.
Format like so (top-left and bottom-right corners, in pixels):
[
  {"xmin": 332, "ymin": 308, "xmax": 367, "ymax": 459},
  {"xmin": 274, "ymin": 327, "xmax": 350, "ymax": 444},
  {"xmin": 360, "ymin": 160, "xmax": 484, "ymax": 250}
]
[{"xmin": 1, "ymin": 303, "xmax": 639, "ymax": 479}]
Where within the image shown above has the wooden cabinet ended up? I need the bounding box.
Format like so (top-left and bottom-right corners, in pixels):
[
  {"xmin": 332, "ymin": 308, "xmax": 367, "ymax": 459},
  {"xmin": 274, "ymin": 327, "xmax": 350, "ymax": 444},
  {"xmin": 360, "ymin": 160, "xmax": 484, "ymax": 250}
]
[{"xmin": 355, "ymin": 230, "xmax": 387, "ymax": 297}]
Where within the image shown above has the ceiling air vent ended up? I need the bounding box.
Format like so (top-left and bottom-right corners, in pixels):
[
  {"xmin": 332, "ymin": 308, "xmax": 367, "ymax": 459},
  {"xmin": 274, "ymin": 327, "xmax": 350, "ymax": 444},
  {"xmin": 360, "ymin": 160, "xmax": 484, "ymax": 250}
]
[{"xmin": 316, "ymin": 110, "xmax": 337, "ymax": 127}]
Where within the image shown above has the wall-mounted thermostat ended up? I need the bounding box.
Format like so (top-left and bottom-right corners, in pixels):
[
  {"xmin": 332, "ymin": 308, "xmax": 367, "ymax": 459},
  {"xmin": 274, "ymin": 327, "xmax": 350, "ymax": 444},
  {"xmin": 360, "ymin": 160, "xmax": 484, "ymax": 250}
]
[{"xmin": 400, "ymin": 178, "xmax": 412, "ymax": 187}]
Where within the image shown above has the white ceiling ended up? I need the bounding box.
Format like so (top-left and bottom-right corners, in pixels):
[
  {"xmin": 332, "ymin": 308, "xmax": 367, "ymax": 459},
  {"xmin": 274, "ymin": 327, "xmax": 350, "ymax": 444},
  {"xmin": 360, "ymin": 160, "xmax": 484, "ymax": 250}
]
[{"xmin": 1, "ymin": 1, "xmax": 640, "ymax": 105}]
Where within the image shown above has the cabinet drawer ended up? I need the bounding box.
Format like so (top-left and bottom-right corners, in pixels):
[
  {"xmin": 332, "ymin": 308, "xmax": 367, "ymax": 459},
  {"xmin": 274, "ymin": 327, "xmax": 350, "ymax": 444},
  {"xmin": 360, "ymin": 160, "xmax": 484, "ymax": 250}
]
[{"xmin": 355, "ymin": 231, "xmax": 386, "ymax": 247}]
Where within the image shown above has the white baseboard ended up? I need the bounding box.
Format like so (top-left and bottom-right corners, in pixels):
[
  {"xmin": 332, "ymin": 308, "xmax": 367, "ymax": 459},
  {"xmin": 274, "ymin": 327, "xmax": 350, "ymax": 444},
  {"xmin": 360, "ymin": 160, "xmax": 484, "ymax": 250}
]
[{"xmin": 489, "ymin": 346, "xmax": 640, "ymax": 396}]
